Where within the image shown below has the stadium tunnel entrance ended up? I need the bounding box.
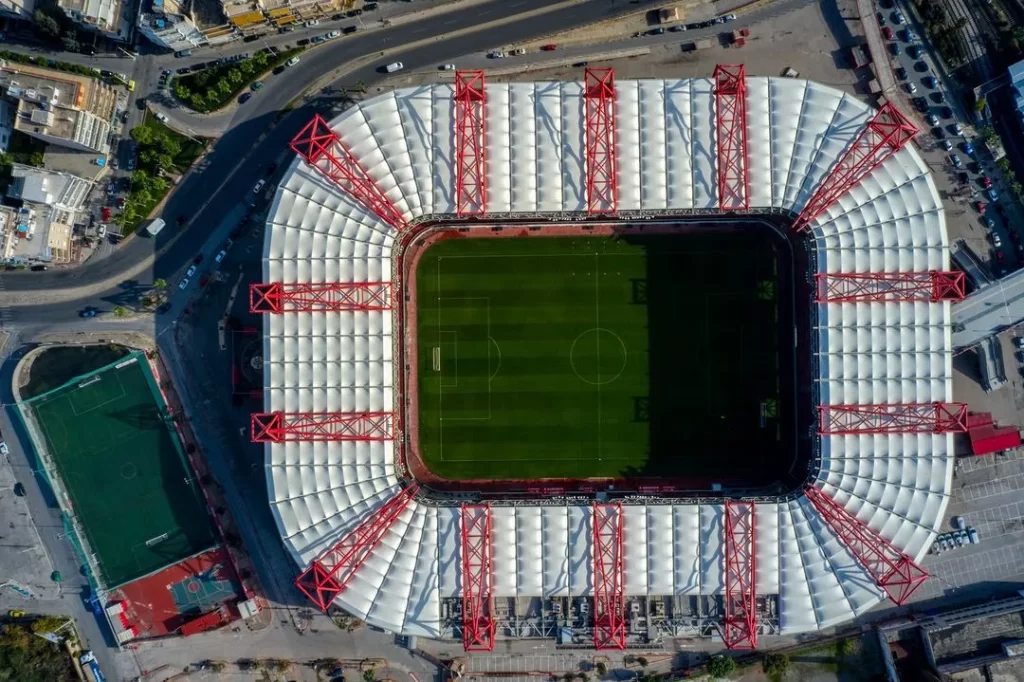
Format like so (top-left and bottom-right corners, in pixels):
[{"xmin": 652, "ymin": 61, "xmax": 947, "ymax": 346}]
[{"xmin": 399, "ymin": 217, "xmax": 814, "ymax": 500}]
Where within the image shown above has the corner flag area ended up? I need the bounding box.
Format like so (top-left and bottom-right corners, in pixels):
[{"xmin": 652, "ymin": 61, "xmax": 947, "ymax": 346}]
[{"xmin": 18, "ymin": 353, "xmax": 217, "ymax": 588}]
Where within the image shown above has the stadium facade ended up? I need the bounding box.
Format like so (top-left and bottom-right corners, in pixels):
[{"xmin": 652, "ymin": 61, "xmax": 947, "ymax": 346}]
[{"xmin": 253, "ymin": 68, "xmax": 965, "ymax": 650}]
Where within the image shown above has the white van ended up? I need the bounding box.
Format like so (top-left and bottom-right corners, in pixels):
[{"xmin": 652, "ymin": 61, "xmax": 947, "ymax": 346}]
[{"xmin": 385, "ymin": 61, "xmax": 404, "ymax": 73}]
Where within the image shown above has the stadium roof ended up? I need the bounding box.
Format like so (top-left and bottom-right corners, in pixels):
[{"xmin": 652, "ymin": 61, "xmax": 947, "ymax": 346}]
[{"xmin": 261, "ymin": 75, "xmax": 953, "ymax": 641}]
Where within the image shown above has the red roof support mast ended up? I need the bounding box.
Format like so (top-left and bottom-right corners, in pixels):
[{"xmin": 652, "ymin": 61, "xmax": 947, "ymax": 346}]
[
  {"xmin": 584, "ymin": 68, "xmax": 618, "ymax": 215},
  {"xmin": 461, "ymin": 504, "xmax": 496, "ymax": 651},
  {"xmin": 713, "ymin": 64, "xmax": 750, "ymax": 211},
  {"xmin": 454, "ymin": 71, "xmax": 487, "ymax": 216},
  {"xmin": 251, "ymin": 412, "xmax": 394, "ymax": 442},
  {"xmin": 723, "ymin": 501, "xmax": 757, "ymax": 649},
  {"xmin": 793, "ymin": 103, "xmax": 917, "ymax": 232},
  {"xmin": 295, "ymin": 485, "xmax": 419, "ymax": 611},
  {"xmin": 250, "ymin": 281, "xmax": 393, "ymax": 313},
  {"xmin": 818, "ymin": 403, "xmax": 969, "ymax": 435},
  {"xmin": 592, "ymin": 502, "xmax": 626, "ymax": 650},
  {"xmin": 290, "ymin": 114, "xmax": 408, "ymax": 230},
  {"xmin": 816, "ymin": 271, "xmax": 965, "ymax": 303},
  {"xmin": 804, "ymin": 486, "xmax": 928, "ymax": 605}
]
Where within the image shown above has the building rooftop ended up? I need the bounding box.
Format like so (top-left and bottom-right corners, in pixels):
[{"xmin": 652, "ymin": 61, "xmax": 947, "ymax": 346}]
[
  {"xmin": 1, "ymin": 165, "xmax": 90, "ymax": 263},
  {"xmin": 58, "ymin": 0, "xmax": 123, "ymax": 32}
]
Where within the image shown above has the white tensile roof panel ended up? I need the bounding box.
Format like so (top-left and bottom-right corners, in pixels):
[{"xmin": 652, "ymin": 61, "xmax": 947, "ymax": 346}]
[{"xmin": 263, "ymin": 77, "xmax": 952, "ymax": 638}]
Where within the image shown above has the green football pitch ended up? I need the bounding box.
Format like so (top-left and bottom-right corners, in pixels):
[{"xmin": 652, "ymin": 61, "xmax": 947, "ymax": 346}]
[
  {"xmin": 415, "ymin": 233, "xmax": 783, "ymax": 482},
  {"xmin": 22, "ymin": 355, "xmax": 216, "ymax": 588}
]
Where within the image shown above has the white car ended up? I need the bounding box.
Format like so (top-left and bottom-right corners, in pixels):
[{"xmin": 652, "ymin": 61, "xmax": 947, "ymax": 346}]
[
  {"xmin": 953, "ymin": 122, "xmax": 963, "ymax": 135},
  {"xmin": 723, "ymin": 13, "xmax": 736, "ymax": 21},
  {"xmin": 325, "ymin": 30, "xmax": 340, "ymax": 39},
  {"xmin": 0, "ymin": 442, "xmax": 8, "ymax": 456},
  {"xmin": 941, "ymin": 140, "xmax": 952, "ymax": 151},
  {"xmin": 215, "ymin": 249, "xmax": 227, "ymax": 263},
  {"xmin": 305, "ymin": 19, "xmax": 319, "ymax": 27},
  {"xmin": 906, "ymin": 82, "xmax": 917, "ymax": 94},
  {"xmin": 253, "ymin": 179, "xmax": 266, "ymax": 194},
  {"xmin": 441, "ymin": 63, "xmax": 456, "ymax": 71},
  {"xmin": 178, "ymin": 277, "xmax": 190, "ymax": 290},
  {"xmin": 186, "ymin": 265, "xmax": 197, "ymax": 278},
  {"xmin": 286, "ymin": 56, "xmax": 300, "ymax": 67},
  {"xmin": 1013, "ymin": 337, "xmax": 1024, "ymax": 349},
  {"xmin": 992, "ymin": 232, "xmax": 1002, "ymax": 248},
  {"xmin": 511, "ymin": 47, "xmax": 526, "ymax": 56},
  {"xmin": 155, "ymin": 112, "xmax": 169, "ymax": 123},
  {"xmin": 488, "ymin": 50, "xmax": 505, "ymax": 59}
]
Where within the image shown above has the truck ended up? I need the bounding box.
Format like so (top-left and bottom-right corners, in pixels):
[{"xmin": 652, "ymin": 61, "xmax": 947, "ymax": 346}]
[
  {"xmin": 145, "ymin": 218, "xmax": 166, "ymax": 237},
  {"xmin": 79, "ymin": 651, "xmax": 106, "ymax": 682}
]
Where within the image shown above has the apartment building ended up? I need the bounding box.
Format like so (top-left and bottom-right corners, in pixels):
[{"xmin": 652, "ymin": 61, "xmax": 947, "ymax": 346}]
[
  {"xmin": 0, "ymin": 60, "xmax": 116, "ymax": 155},
  {"xmin": 0, "ymin": 164, "xmax": 91, "ymax": 265}
]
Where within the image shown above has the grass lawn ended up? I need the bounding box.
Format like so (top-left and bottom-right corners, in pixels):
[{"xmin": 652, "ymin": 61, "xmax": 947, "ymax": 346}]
[{"xmin": 415, "ymin": 233, "xmax": 783, "ymax": 482}]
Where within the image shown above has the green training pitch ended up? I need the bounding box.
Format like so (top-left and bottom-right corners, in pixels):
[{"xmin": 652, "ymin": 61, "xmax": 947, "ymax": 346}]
[
  {"xmin": 414, "ymin": 232, "xmax": 783, "ymax": 482},
  {"xmin": 22, "ymin": 356, "xmax": 216, "ymax": 588}
]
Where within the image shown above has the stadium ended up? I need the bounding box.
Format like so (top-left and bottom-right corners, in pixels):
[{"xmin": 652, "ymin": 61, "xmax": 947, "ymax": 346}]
[{"xmin": 252, "ymin": 66, "xmax": 966, "ymax": 651}]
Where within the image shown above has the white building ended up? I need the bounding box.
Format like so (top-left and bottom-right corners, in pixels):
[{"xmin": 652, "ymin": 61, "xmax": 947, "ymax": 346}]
[
  {"xmin": 260, "ymin": 77, "xmax": 953, "ymax": 642},
  {"xmin": 1, "ymin": 164, "xmax": 91, "ymax": 264}
]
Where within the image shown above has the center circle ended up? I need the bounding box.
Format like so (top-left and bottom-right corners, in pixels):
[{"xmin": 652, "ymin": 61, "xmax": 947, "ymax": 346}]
[
  {"xmin": 569, "ymin": 328, "xmax": 627, "ymax": 386},
  {"xmin": 186, "ymin": 580, "xmax": 201, "ymax": 594},
  {"xmin": 120, "ymin": 463, "xmax": 137, "ymax": 480}
]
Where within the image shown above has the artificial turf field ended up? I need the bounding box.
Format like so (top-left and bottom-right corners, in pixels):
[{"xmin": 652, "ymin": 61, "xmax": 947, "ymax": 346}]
[
  {"xmin": 415, "ymin": 233, "xmax": 784, "ymax": 482},
  {"xmin": 21, "ymin": 354, "xmax": 216, "ymax": 588}
]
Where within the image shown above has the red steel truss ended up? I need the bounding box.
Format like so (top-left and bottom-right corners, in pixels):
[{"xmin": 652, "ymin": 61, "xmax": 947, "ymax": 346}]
[
  {"xmin": 793, "ymin": 102, "xmax": 917, "ymax": 232},
  {"xmin": 592, "ymin": 502, "xmax": 626, "ymax": 650},
  {"xmin": 454, "ymin": 71, "xmax": 487, "ymax": 217},
  {"xmin": 290, "ymin": 114, "xmax": 408, "ymax": 230},
  {"xmin": 713, "ymin": 64, "xmax": 750, "ymax": 211},
  {"xmin": 295, "ymin": 485, "xmax": 419, "ymax": 611},
  {"xmin": 722, "ymin": 501, "xmax": 757, "ymax": 649},
  {"xmin": 461, "ymin": 504, "xmax": 495, "ymax": 651},
  {"xmin": 250, "ymin": 281, "xmax": 392, "ymax": 313},
  {"xmin": 818, "ymin": 402, "xmax": 969, "ymax": 435},
  {"xmin": 584, "ymin": 68, "xmax": 618, "ymax": 216},
  {"xmin": 251, "ymin": 411, "xmax": 394, "ymax": 442},
  {"xmin": 815, "ymin": 271, "xmax": 966, "ymax": 303},
  {"xmin": 804, "ymin": 485, "xmax": 928, "ymax": 605}
]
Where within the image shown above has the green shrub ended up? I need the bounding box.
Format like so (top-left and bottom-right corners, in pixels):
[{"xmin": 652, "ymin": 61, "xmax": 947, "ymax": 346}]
[{"xmin": 706, "ymin": 655, "xmax": 736, "ymax": 678}]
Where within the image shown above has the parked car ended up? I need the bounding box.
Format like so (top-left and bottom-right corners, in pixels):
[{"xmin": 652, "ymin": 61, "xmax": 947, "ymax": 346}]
[
  {"xmin": 286, "ymin": 56, "xmax": 300, "ymax": 67},
  {"xmin": 80, "ymin": 307, "xmax": 98, "ymax": 318},
  {"xmin": 253, "ymin": 179, "xmax": 266, "ymax": 194},
  {"xmin": 649, "ymin": 27, "xmax": 665, "ymax": 35},
  {"xmin": 893, "ymin": 10, "xmax": 906, "ymax": 23},
  {"xmin": 670, "ymin": 24, "xmax": 686, "ymax": 32},
  {"xmin": 882, "ymin": 26, "xmax": 894, "ymax": 40},
  {"xmin": 215, "ymin": 249, "xmax": 227, "ymax": 263},
  {"xmin": 540, "ymin": 44, "xmax": 557, "ymax": 51},
  {"xmin": 343, "ymin": 25, "xmax": 357, "ymax": 34},
  {"xmin": 0, "ymin": 442, "xmax": 8, "ymax": 456},
  {"xmin": 896, "ymin": 66, "xmax": 907, "ymax": 79},
  {"xmin": 906, "ymin": 81, "xmax": 916, "ymax": 93},
  {"xmin": 155, "ymin": 112, "xmax": 169, "ymax": 123},
  {"xmin": 440, "ymin": 63, "xmax": 456, "ymax": 71},
  {"xmin": 941, "ymin": 140, "xmax": 953, "ymax": 151},
  {"xmin": 488, "ymin": 50, "xmax": 505, "ymax": 59},
  {"xmin": 325, "ymin": 30, "xmax": 340, "ymax": 39},
  {"xmin": 952, "ymin": 516, "xmax": 966, "ymax": 530},
  {"xmin": 982, "ymin": 176, "xmax": 993, "ymax": 189},
  {"xmin": 953, "ymin": 122, "xmax": 963, "ymax": 135},
  {"xmin": 924, "ymin": 76, "xmax": 937, "ymax": 88},
  {"xmin": 926, "ymin": 113, "xmax": 939, "ymax": 126},
  {"xmin": 908, "ymin": 45, "xmax": 921, "ymax": 59},
  {"xmin": 991, "ymin": 231, "xmax": 1002, "ymax": 247},
  {"xmin": 305, "ymin": 19, "xmax": 319, "ymax": 26},
  {"xmin": 976, "ymin": 201, "xmax": 986, "ymax": 214},
  {"xmin": 988, "ymin": 188, "xmax": 999, "ymax": 201},
  {"xmin": 968, "ymin": 528, "xmax": 979, "ymax": 544},
  {"xmin": 157, "ymin": 302, "xmax": 172, "ymax": 314},
  {"xmin": 239, "ymin": 92, "xmax": 252, "ymax": 104},
  {"xmin": 178, "ymin": 278, "xmax": 190, "ymax": 290},
  {"xmin": 252, "ymin": 80, "xmax": 264, "ymax": 90},
  {"xmin": 949, "ymin": 152, "xmax": 961, "ymax": 168},
  {"xmin": 186, "ymin": 265, "xmax": 197, "ymax": 277}
]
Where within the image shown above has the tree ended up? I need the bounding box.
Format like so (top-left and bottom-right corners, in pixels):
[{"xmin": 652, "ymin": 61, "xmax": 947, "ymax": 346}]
[
  {"xmin": 61, "ymin": 33, "xmax": 79, "ymax": 53},
  {"xmin": 635, "ymin": 657, "xmax": 649, "ymax": 669},
  {"xmin": 209, "ymin": 661, "xmax": 226, "ymax": 673},
  {"xmin": 30, "ymin": 616, "xmax": 69, "ymax": 634},
  {"xmin": 33, "ymin": 10, "xmax": 61, "ymax": 39},
  {"xmin": 594, "ymin": 662, "xmax": 607, "ymax": 677},
  {"xmin": 131, "ymin": 125, "xmax": 156, "ymax": 146},
  {"xmin": 155, "ymin": 135, "xmax": 182, "ymax": 158},
  {"xmin": 217, "ymin": 79, "xmax": 232, "ymax": 96},
  {"xmin": 363, "ymin": 669, "xmax": 376, "ymax": 682},
  {"xmin": 228, "ymin": 68, "xmax": 243, "ymax": 85},
  {"xmin": 706, "ymin": 656, "xmax": 736, "ymax": 678},
  {"xmin": 998, "ymin": 157, "xmax": 1013, "ymax": 174},
  {"xmin": 113, "ymin": 306, "xmax": 129, "ymax": 317},
  {"xmin": 154, "ymin": 278, "xmax": 167, "ymax": 290},
  {"xmin": 240, "ymin": 60, "xmax": 255, "ymax": 75},
  {"xmin": 28, "ymin": 151, "xmax": 44, "ymax": 167},
  {"xmin": 762, "ymin": 653, "xmax": 790, "ymax": 680},
  {"xmin": 975, "ymin": 97, "xmax": 987, "ymax": 113},
  {"xmin": 141, "ymin": 295, "xmax": 155, "ymax": 308},
  {"xmin": 1012, "ymin": 181, "xmax": 1023, "ymax": 198}
]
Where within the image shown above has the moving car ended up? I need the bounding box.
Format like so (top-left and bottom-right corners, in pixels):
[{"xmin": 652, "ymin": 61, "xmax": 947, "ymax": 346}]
[
  {"xmin": 252, "ymin": 80, "xmax": 264, "ymax": 90},
  {"xmin": 440, "ymin": 63, "xmax": 456, "ymax": 71},
  {"xmin": 540, "ymin": 44, "xmax": 557, "ymax": 50},
  {"xmin": 488, "ymin": 50, "xmax": 505, "ymax": 59},
  {"xmin": 385, "ymin": 61, "xmax": 404, "ymax": 72},
  {"xmin": 286, "ymin": 56, "xmax": 301, "ymax": 67},
  {"xmin": 155, "ymin": 112, "xmax": 169, "ymax": 123},
  {"xmin": 175, "ymin": 49, "xmax": 192, "ymax": 58},
  {"xmin": 215, "ymin": 249, "xmax": 227, "ymax": 263},
  {"xmin": 253, "ymin": 179, "xmax": 266, "ymax": 194},
  {"xmin": 239, "ymin": 92, "xmax": 252, "ymax": 103},
  {"xmin": 80, "ymin": 307, "xmax": 98, "ymax": 318}
]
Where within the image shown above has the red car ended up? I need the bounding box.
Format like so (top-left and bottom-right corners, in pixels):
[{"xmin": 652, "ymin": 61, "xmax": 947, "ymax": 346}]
[
  {"xmin": 540, "ymin": 44, "xmax": 557, "ymax": 51},
  {"xmin": 982, "ymin": 176, "xmax": 993, "ymax": 189},
  {"xmin": 976, "ymin": 201, "xmax": 986, "ymax": 214},
  {"xmin": 101, "ymin": 206, "xmax": 111, "ymax": 221},
  {"xmin": 882, "ymin": 26, "xmax": 894, "ymax": 40}
]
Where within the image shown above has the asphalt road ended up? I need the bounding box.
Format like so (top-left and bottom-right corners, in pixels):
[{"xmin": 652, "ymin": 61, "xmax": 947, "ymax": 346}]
[{"xmin": 1, "ymin": 0, "xmax": 664, "ymax": 324}]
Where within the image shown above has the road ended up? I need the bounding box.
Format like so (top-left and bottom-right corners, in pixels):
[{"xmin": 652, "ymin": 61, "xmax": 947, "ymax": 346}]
[{"xmin": 0, "ymin": 0, "xmax": 666, "ymax": 325}]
